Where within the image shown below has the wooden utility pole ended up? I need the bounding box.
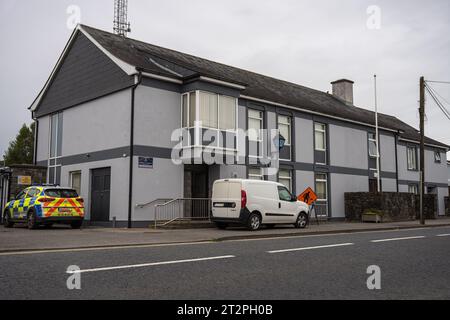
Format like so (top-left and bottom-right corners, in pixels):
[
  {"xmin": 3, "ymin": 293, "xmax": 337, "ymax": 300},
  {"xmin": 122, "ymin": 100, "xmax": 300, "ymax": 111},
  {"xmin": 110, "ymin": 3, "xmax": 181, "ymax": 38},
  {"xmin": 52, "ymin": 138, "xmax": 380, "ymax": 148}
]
[{"xmin": 419, "ymin": 76, "xmax": 425, "ymax": 225}]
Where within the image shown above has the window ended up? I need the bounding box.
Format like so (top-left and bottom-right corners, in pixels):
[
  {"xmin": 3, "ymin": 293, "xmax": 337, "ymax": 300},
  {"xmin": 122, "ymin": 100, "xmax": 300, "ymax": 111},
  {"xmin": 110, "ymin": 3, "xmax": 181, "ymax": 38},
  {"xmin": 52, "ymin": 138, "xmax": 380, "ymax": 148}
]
[
  {"xmin": 48, "ymin": 112, "xmax": 63, "ymax": 185},
  {"xmin": 315, "ymin": 173, "xmax": 328, "ymax": 200},
  {"xmin": 408, "ymin": 184, "xmax": 418, "ymax": 195},
  {"xmin": 434, "ymin": 151, "xmax": 441, "ymax": 163},
  {"xmin": 15, "ymin": 190, "xmax": 26, "ymax": 200},
  {"xmin": 248, "ymin": 167, "xmax": 263, "ymax": 180},
  {"xmin": 368, "ymin": 133, "xmax": 378, "ymax": 157},
  {"xmin": 26, "ymin": 188, "xmax": 38, "ymax": 198},
  {"xmin": 278, "ymin": 169, "xmax": 292, "ymax": 191},
  {"xmin": 248, "ymin": 109, "xmax": 263, "ymax": 142},
  {"xmin": 219, "ymin": 95, "xmax": 236, "ymax": 130},
  {"xmin": 278, "ymin": 186, "xmax": 293, "ymax": 202},
  {"xmin": 407, "ymin": 146, "xmax": 418, "ymax": 170},
  {"xmin": 314, "ymin": 123, "xmax": 326, "ymax": 151},
  {"xmin": 278, "ymin": 115, "xmax": 291, "ymax": 146},
  {"xmin": 44, "ymin": 189, "xmax": 79, "ymax": 198},
  {"xmin": 70, "ymin": 171, "xmax": 82, "ymax": 195}
]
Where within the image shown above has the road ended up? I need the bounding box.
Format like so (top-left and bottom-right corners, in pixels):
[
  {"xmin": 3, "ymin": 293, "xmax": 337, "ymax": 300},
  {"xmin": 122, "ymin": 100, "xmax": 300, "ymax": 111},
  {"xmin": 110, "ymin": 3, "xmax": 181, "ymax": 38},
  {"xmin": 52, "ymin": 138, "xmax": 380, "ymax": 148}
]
[{"xmin": 1, "ymin": 226, "xmax": 450, "ymax": 300}]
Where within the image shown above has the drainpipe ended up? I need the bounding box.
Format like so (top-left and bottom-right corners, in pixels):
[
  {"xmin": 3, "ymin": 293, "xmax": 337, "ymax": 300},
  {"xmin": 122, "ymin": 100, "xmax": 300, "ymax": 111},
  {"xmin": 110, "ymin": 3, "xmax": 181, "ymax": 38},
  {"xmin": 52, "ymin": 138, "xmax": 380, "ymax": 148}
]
[
  {"xmin": 394, "ymin": 131, "xmax": 399, "ymax": 192},
  {"xmin": 127, "ymin": 72, "xmax": 143, "ymax": 229},
  {"xmin": 33, "ymin": 116, "xmax": 38, "ymax": 166}
]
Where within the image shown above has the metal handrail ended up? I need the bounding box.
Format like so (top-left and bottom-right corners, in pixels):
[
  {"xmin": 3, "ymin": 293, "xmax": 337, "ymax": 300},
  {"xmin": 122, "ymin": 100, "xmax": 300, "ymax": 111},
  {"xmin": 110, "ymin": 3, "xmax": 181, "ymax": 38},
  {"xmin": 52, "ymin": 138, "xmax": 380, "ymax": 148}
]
[
  {"xmin": 135, "ymin": 198, "xmax": 173, "ymax": 209},
  {"xmin": 154, "ymin": 198, "xmax": 211, "ymax": 229}
]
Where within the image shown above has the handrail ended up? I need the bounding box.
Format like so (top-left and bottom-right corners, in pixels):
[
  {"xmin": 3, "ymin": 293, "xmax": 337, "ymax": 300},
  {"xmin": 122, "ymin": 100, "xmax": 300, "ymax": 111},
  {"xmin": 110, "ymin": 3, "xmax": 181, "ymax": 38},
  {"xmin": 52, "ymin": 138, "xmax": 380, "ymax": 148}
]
[
  {"xmin": 135, "ymin": 198, "xmax": 173, "ymax": 209},
  {"xmin": 154, "ymin": 198, "xmax": 210, "ymax": 208}
]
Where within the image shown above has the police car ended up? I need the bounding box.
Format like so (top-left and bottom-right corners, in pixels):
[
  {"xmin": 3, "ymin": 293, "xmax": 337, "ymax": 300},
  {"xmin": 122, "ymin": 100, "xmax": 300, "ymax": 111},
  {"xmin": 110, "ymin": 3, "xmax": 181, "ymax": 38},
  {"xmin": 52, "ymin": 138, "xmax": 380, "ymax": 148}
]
[{"xmin": 3, "ymin": 185, "xmax": 85, "ymax": 229}]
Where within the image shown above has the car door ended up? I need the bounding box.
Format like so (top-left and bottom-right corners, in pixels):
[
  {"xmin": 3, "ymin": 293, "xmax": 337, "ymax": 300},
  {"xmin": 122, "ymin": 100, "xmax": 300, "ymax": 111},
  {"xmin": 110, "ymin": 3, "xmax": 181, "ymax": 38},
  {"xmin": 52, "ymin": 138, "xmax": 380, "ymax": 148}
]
[
  {"xmin": 277, "ymin": 186, "xmax": 298, "ymax": 223},
  {"xmin": 12, "ymin": 189, "xmax": 27, "ymax": 220}
]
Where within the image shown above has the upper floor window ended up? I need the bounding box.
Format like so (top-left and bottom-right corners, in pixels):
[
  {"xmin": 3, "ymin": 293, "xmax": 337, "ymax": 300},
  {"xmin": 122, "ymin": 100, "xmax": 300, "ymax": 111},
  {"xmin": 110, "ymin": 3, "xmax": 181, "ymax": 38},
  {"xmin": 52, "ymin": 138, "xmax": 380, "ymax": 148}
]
[
  {"xmin": 407, "ymin": 146, "xmax": 418, "ymax": 171},
  {"xmin": 182, "ymin": 91, "xmax": 236, "ymax": 130},
  {"xmin": 278, "ymin": 115, "xmax": 291, "ymax": 146},
  {"xmin": 368, "ymin": 133, "xmax": 378, "ymax": 158},
  {"xmin": 434, "ymin": 151, "xmax": 441, "ymax": 163},
  {"xmin": 48, "ymin": 112, "xmax": 63, "ymax": 185},
  {"xmin": 314, "ymin": 123, "xmax": 326, "ymax": 151},
  {"xmin": 248, "ymin": 109, "xmax": 263, "ymax": 142}
]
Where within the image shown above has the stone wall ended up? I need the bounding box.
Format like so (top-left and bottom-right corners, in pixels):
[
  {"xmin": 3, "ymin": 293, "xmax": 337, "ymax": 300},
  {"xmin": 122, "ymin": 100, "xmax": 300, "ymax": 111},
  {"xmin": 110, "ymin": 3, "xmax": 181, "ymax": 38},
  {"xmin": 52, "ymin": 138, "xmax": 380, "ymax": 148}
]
[
  {"xmin": 344, "ymin": 192, "xmax": 437, "ymax": 222},
  {"xmin": 3, "ymin": 165, "xmax": 47, "ymax": 198}
]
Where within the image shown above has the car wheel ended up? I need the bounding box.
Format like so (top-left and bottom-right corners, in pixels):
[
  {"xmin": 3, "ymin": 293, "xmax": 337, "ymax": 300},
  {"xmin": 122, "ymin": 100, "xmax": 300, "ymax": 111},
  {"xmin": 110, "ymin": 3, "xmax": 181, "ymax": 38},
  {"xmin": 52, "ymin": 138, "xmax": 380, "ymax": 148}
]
[
  {"xmin": 247, "ymin": 213, "xmax": 261, "ymax": 231},
  {"xmin": 3, "ymin": 211, "xmax": 14, "ymax": 228},
  {"xmin": 215, "ymin": 223, "xmax": 228, "ymax": 230},
  {"xmin": 70, "ymin": 221, "xmax": 83, "ymax": 229},
  {"xmin": 27, "ymin": 210, "xmax": 38, "ymax": 230},
  {"xmin": 294, "ymin": 212, "xmax": 308, "ymax": 229}
]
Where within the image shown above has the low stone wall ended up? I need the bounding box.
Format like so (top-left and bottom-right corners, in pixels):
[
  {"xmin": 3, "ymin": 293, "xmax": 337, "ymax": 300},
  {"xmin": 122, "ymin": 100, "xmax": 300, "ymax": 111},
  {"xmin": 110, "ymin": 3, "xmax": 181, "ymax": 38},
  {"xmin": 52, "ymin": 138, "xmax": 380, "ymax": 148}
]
[
  {"xmin": 345, "ymin": 192, "xmax": 437, "ymax": 222},
  {"xmin": 445, "ymin": 197, "xmax": 449, "ymax": 216}
]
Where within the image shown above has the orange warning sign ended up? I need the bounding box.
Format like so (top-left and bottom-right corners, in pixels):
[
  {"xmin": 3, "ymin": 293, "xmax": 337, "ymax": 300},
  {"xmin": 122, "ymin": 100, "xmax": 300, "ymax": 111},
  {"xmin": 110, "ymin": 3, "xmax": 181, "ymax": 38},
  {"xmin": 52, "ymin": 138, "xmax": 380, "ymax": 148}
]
[{"xmin": 297, "ymin": 187, "xmax": 317, "ymax": 205}]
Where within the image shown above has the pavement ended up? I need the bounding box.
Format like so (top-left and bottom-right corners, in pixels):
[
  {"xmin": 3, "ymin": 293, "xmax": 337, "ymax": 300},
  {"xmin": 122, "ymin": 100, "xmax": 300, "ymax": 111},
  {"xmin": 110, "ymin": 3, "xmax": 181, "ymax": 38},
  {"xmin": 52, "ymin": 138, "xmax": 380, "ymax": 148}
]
[
  {"xmin": 1, "ymin": 225, "xmax": 450, "ymax": 299},
  {"xmin": 0, "ymin": 217, "xmax": 449, "ymax": 253}
]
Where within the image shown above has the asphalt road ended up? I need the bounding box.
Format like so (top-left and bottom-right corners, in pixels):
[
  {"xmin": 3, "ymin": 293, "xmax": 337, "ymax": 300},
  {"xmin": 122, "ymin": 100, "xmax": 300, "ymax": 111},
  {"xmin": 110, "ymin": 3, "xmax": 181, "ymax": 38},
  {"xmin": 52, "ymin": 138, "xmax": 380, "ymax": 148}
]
[{"xmin": 1, "ymin": 226, "xmax": 450, "ymax": 300}]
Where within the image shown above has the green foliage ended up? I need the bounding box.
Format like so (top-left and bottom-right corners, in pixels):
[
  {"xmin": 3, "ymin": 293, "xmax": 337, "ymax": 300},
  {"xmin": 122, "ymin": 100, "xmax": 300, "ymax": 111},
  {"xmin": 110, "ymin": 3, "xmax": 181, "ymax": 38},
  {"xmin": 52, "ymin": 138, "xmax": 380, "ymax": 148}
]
[{"xmin": 3, "ymin": 122, "xmax": 35, "ymax": 166}]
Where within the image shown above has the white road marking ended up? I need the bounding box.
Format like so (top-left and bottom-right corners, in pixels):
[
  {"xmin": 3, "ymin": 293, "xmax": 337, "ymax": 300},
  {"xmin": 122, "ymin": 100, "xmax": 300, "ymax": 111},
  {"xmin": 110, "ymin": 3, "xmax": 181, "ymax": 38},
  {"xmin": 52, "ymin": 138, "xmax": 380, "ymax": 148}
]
[
  {"xmin": 371, "ymin": 236, "xmax": 425, "ymax": 243},
  {"xmin": 66, "ymin": 255, "xmax": 235, "ymax": 274},
  {"xmin": 436, "ymin": 234, "xmax": 450, "ymax": 237},
  {"xmin": 267, "ymin": 243, "xmax": 354, "ymax": 254}
]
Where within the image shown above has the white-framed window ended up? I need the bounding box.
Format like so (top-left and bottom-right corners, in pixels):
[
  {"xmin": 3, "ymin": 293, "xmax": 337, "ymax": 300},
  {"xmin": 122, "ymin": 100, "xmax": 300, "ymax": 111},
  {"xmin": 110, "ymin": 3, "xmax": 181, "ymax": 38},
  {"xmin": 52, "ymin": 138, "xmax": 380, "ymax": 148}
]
[
  {"xmin": 278, "ymin": 169, "xmax": 292, "ymax": 191},
  {"xmin": 248, "ymin": 109, "xmax": 263, "ymax": 142},
  {"xmin": 48, "ymin": 112, "xmax": 63, "ymax": 185},
  {"xmin": 70, "ymin": 171, "xmax": 81, "ymax": 195},
  {"xmin": 368, "ymin": 132, "xmax": 378, "ymax": 157},
  {"xmin": 181, "ymin": 90, "xmax": 237, "ymax": 150},
  {"xmin": 248, "ymin": 167, "xmax": 264, "ymax": 180},
  {"xmin": 278, "ymin": 115, "xmax": 291, "ymax": 146},
  {"xmin": 407, "ymin": 146, "xmax": 418, "ymax": 170},
  {"xmin": 314, "ymin": 123, "xmax": 326, "ymax": 151},
  {"xmin": 408, "ymin": 184, "xmax": 418, "ymax": 194},
  {"xmin": 315, "ymin": 173, "xmax": 328, "ymax": 201},
  {"xmin": 434, "ymin": 151, "xmax": 441, "ymax": 163}
]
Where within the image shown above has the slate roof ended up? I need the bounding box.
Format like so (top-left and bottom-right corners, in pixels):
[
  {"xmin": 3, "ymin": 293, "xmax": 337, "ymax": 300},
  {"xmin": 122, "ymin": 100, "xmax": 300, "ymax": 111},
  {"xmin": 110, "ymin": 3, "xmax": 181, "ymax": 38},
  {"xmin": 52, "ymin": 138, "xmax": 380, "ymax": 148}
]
[{"xmin": 81, "ymin": 25, "xmax": 447, "ymax": 149}]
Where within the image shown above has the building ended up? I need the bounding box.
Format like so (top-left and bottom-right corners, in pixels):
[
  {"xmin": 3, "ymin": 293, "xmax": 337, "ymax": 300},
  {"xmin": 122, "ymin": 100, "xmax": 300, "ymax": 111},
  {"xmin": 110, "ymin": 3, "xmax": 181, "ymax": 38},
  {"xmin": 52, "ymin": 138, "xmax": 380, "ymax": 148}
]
[{"xmin": 29, "ymin": 25, "xmax": 449, "ymax": 227}]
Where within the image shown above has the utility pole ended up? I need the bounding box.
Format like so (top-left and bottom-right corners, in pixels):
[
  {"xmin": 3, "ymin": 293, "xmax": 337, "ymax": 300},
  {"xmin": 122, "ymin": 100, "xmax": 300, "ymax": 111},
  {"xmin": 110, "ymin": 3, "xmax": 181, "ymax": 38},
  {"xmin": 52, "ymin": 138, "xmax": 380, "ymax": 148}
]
[{"xmin": 419, "ymin": 76, "xmax": 425, "ymax": 225}]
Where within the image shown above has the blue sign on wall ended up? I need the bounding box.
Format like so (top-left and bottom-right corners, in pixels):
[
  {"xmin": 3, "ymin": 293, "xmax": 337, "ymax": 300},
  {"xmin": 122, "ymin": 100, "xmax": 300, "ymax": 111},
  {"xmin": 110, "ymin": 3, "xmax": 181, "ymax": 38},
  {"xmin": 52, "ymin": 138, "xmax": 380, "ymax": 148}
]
[{"xmin": 138, "ymin": 157, "xmax": 154, "ymax": 169}]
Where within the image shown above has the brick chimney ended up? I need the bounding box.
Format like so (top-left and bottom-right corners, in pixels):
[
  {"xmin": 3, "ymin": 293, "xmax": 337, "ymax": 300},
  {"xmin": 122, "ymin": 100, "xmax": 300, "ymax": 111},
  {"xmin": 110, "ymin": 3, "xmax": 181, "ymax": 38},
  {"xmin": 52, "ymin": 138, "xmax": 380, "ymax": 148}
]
[{"xmin": 331, "ymin": 79, "xmax": 354, "ymax": 106}]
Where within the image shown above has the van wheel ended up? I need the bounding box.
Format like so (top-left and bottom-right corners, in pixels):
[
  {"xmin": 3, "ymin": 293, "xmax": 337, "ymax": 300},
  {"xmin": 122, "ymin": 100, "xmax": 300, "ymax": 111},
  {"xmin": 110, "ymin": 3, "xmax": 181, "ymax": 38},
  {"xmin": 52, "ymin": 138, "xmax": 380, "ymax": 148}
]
[
  {"xmin": 27, "ymin": 210, "xmax": 38, "ymax": 230},
  {"xmin": 3, "ymin": 211, "xmax": 13, "ymax": 228},
  {"xmin": 215, "ymin": 223, "xmax": 228, "ymax": 230},
  {"xmin": 295, "ymin": 212, "xmax": 308, "ymax": 229},
  {"xmin": 247, "ymin": 213, "xmax": 261, "ymax": 231}
]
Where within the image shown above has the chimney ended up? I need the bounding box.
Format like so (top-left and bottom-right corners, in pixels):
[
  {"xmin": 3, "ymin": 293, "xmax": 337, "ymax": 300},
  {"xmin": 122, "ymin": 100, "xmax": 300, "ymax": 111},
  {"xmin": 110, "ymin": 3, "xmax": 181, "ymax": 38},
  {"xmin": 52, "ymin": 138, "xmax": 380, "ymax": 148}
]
[{"xmin": 331, "ymin": 79, "xmax": 354, "ymax": 106}]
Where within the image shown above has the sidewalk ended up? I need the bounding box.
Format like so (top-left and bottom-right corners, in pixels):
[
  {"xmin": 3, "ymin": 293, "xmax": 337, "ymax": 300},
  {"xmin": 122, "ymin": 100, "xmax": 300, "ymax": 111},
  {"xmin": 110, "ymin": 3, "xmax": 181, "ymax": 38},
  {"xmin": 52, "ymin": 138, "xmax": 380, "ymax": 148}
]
[{"xmin": 1, "ymin": 218, "xmax": 450, "ymax": 253}]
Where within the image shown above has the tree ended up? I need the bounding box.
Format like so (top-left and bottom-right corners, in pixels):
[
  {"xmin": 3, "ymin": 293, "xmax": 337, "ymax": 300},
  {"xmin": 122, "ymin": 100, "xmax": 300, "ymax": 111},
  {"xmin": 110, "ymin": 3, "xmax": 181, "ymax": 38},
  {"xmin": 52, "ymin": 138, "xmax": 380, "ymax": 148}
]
[{"xmin": 3, "ymin": 122, "xmax": 35, "ymax": 166}]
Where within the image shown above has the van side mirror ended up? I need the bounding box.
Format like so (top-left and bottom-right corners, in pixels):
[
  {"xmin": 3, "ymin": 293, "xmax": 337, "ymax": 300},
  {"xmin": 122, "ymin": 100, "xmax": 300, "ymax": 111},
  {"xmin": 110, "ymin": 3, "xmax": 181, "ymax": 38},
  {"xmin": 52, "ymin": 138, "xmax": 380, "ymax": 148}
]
[{"xmin": 291, "ymin": 195, "xmax": 297, "ymax": 202}]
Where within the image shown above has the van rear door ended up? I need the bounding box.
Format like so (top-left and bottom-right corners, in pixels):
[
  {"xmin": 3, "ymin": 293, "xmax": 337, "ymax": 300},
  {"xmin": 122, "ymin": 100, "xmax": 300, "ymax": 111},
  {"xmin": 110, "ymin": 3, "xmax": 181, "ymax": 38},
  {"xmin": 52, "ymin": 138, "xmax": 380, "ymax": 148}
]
[{"xmin": 212, "ymin": 181, "xmax": 242, "ymax": 218}]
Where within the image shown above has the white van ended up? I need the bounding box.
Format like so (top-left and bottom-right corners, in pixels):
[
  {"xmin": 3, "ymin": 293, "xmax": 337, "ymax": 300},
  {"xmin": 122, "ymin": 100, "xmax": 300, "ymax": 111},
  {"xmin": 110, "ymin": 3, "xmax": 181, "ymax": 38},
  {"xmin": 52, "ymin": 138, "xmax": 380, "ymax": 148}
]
[{"xmin": 211, "ymin": 179, "xmax": 309, "ymax": 231}]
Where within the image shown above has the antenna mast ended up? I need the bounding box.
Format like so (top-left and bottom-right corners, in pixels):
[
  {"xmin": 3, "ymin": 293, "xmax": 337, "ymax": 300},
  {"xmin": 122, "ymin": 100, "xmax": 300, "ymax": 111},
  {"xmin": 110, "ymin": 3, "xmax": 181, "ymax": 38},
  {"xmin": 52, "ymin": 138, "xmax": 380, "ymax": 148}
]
[{"xmin": 113, "ymin": 0, "xmax": 131, "ymax": 37}]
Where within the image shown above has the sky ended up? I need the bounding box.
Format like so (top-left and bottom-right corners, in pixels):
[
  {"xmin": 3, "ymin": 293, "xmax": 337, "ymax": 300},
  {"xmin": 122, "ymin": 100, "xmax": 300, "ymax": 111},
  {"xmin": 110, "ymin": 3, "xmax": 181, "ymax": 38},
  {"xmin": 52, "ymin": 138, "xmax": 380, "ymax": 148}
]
[{"xmin": 0, "ymin": 0, "xmax": 449, "ymax": 159}]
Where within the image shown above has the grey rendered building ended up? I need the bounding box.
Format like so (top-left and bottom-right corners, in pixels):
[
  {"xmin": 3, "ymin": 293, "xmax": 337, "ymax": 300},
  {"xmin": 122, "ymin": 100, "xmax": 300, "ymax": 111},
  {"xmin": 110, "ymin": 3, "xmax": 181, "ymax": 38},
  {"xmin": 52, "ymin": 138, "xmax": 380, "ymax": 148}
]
[{"xmin": 30, "ymin": 25, "xmax": 449, "ymax": 226}]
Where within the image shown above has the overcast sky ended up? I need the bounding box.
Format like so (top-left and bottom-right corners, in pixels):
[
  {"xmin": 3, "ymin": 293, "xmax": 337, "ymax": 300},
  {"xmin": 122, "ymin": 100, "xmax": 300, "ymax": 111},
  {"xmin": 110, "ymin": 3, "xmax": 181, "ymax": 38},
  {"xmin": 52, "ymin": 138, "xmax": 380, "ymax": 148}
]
[{"xmin": 1, "ymin": 0, "xmax": 449, "ymax": 159}]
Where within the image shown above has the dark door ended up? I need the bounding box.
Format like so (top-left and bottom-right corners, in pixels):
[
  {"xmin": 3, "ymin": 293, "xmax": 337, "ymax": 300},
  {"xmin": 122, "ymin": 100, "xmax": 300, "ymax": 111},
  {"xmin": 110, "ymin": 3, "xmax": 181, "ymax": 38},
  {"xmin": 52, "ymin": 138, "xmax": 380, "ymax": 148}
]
[
  {"xmin": 90, "ymin": 168, "xmax": 111, "ymax": 222},
  {"xmin": 184, "ymin": 165, "xmax": 209, "ymax": 218}
]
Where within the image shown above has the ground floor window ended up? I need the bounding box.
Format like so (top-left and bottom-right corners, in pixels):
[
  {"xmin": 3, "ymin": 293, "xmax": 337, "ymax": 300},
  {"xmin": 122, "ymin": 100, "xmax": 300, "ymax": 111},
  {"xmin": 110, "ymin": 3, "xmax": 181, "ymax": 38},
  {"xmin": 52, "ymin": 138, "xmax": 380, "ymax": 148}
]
[
  {"xmin": 248, "ymin": 167, "xmax": 264, "ymax": 180},
  {"xmin": 70, "ymin": 171, "xmax": 81, "ymax": 195},
  {"xmin": 278, "ymin": 169, "xmax": 292, "ymax": 192},
  {"xmin": 48, "ymin": 166, "xmax": 61, "ymax": 185},
  {"xmin": 314, "ymin": 173, "xmax": 328, "ymax": 217},
  {"xmin": 408, "ymin": 184, "xmax": 418, "ymax": 194}
]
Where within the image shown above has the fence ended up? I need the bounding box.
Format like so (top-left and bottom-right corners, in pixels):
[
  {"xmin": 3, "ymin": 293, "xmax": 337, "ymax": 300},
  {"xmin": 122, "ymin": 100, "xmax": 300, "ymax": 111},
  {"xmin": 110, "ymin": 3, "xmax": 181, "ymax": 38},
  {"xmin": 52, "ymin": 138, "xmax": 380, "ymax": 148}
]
[{"xmin": 154, "ymin": 198, "xmax": 211, "ymax": 228}]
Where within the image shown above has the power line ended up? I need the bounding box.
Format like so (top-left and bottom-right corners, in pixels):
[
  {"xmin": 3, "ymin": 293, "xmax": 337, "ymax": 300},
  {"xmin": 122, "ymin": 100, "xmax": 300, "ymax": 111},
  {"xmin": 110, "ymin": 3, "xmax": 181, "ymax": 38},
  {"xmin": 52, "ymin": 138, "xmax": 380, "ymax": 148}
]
[
  {"xmin": 426, "ymin": 82, "xmax": 450, "ymax": 107},
  {"xmin": 425, "ymin": 83, "xmax": 450, "ymax": 116},
  {"xmin": 425, "ymin": 80, "xmax": 450, "ymax": 84},
  {"xmin": 425, "ymin": 83, "xmax": 450, "ymax": 120}
]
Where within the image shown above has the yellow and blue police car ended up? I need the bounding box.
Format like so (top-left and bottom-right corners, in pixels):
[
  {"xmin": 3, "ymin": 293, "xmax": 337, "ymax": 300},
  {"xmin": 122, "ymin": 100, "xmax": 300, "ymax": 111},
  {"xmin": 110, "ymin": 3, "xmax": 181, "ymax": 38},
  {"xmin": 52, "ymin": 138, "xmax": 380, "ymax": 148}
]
[{"xmin": 3, "ymin": 185, "xmax": 85, "ymax": 229}]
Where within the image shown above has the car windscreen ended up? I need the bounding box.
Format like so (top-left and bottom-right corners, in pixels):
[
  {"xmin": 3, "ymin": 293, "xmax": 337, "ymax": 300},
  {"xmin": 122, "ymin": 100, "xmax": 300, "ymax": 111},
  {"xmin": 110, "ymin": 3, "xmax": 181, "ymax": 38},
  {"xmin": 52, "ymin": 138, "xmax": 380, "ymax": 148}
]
[{"xmin": 44, "ymin": 189, "xmax": 79, "ymax": 198}]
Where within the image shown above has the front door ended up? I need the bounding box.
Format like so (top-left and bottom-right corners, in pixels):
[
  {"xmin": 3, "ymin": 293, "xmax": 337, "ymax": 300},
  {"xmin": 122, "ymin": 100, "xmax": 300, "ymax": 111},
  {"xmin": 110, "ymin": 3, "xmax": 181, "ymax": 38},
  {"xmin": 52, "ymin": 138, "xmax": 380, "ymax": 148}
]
[
  {"xmin": 90, "ymin": 168, "xmax": 111, "ymax": 222},
  {"xmin": 184, "ymin": 165, "xmax": 209, "ymax": 218}
]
